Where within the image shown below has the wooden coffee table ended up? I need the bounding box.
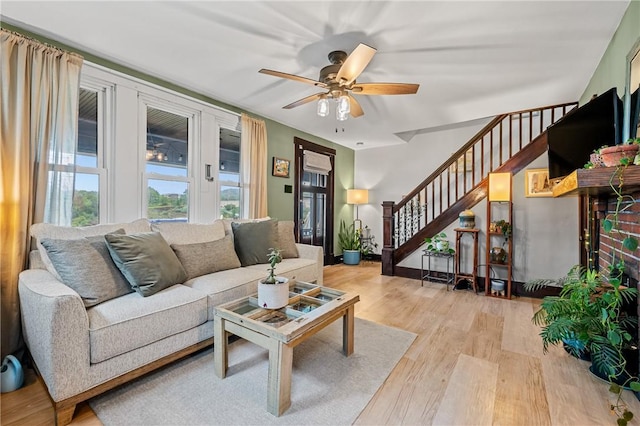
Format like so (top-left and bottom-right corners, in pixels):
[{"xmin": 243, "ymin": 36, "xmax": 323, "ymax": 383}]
[{"xmin": 213, "ymin": 282, "xmax": 359, "ymax": 416}]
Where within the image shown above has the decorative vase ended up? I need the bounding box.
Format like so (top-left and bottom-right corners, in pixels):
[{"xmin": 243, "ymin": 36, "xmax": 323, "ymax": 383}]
[
  {"xmin": 490, "ymin": 247, "xmax": 507, "ymax": 264},
  {"xmin": 458, "ymin": 210, "xmax": 476, "ymax": 228},
  {"xmin": 1, "ymin": 355, "xmax": 24, "ymax": 393},
  {"xmin": 257, "ymin": 277, "xmax": 290, "ymax": 309},
  {"xmin": 599, "ymin": 144, "xmax": 640, "ymax": 167},
  {"xmin": 343, "ymin": 249, "xmax": 361, "ymax": 265}
]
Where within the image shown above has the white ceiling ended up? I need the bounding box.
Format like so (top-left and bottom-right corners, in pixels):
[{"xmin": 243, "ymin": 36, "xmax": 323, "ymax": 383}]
[{"xmin": 1, "ymin": 1, "xmax": 630, "ymax": 150}]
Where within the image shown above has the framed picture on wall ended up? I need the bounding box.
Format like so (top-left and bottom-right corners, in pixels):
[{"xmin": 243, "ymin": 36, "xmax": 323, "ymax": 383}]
[
  {"xmin": 272, "ymin": 157, "xmax": 290, "ymax": 178},
  {"xmin": 525, "ymin": 168, "xmax": 554, "ymax": 197}
]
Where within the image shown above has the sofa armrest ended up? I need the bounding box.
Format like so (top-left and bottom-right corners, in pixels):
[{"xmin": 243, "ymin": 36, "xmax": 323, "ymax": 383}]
[
  {"xmin": 295, "ymin": 243, "xmax": 324, "ymax": 285},
  {"xmin": 18, "ymin": 269, "xmax": 91, "ymax": 401}
]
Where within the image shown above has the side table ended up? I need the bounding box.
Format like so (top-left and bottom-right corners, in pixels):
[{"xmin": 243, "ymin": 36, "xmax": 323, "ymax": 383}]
[
  {"xmin": 421, "ymin": 250, "xmax": 455, "ymax": 290},
  {"xmin": 454, "ymin": 228, "xmax": 479, "ymax": 292}
]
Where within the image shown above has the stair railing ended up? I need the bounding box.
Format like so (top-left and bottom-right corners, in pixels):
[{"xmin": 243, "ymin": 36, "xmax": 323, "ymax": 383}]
[{"xmin": 382, "ymin": 102, "xmax": 577, "ymax": 274}]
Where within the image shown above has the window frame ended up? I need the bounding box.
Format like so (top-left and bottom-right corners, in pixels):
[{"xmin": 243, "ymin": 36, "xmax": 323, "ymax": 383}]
[
  {"xmin": 71, "ymin": 78, "xmax": 112, "ymax": 224},
  {"xmin": 139, "ymin": 94, "xmax": 199, "ymax": 222}
]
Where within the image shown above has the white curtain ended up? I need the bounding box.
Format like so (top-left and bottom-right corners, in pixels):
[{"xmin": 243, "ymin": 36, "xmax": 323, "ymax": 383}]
[
  {"xmin": 0, "ymin": 29, "xmax": 83, "ymax": 358},
  {"xmin": 240, "ymin": 113, "xmax": 268, "ymax": 218}
]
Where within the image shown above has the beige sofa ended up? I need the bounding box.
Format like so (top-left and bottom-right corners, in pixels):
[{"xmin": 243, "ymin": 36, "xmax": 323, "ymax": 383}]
[{"xmin": 18, "ymin": 218, "xmax": 323, "ymax": 425}]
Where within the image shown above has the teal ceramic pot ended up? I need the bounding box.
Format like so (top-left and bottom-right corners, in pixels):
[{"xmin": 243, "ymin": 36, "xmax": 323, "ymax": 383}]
[{"xmin": 343, "ymin": 250, "xmax": 361, "ymax": 265}]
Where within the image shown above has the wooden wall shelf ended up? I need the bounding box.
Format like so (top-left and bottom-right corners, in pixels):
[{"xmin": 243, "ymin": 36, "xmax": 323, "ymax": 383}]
[{"xmin": 552, "ymin": 166, "xmax": 640, "ymax": 197}]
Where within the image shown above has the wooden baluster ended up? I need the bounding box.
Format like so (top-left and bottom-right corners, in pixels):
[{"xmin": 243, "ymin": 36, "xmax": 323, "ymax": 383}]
[
  {"xmin": 519, "ymin": 113, "xmax": 523, "ymax": 150},
  {"xmin": 529, "ymin": 110, "xmax": 533, "ymax": 143},
  {"xmin": 509, "ymin": 114, "xmax": 513, "ymax": 158},
  {"xmin": 499, "ymin": 119, "xmax": 503, "ymax": 166}
]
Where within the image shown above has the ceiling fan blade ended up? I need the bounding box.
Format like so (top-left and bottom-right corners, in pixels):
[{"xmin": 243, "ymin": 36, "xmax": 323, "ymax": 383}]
[
  {"xmin": 351, "ymin": 83, "xmax": 420, "ymax": 95},
  {"xmin": 348, "ymin": 94, "xmax": 364, "ymax": 118},
  {"xmin": 259, "ymin": 69, "xmax": 327, "ymax": 88},
  {"xmin": 336, "ymin": 43, "xmax": 377, "ymax": 86},
  {"xmin": 283, "ymin": 93, "xmax": 324, "ymax": 109}
]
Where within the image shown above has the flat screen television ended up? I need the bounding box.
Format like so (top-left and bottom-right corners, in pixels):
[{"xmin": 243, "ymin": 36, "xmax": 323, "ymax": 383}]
[{"xmin": 547, "ymin": 88, "xmax": 623, "ymax": 179}]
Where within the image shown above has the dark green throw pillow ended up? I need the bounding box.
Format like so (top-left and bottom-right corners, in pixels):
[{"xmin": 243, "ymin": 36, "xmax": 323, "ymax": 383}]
[
  {"xmin": 105, "ymin": 231, "xmax": 188, "ymax": 297},
  {"xmin": 231, "ymin": 220, "xmax": 278, "ymax": 266}
]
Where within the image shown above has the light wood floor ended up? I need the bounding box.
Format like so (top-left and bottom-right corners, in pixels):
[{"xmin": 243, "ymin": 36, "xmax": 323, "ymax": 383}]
[{"xmin": 2, "ymin": 262, "xmax": 639, "ymax": 425}]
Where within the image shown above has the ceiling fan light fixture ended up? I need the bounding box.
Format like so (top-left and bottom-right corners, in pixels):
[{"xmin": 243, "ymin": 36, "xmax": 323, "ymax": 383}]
[
  {"xmin": 336, "ymin": 107, "xmax": 349, "ymax": 121},
  {"xmin": 337, "ymin": 94, "xmax": 350, "ymax": 114},
  {"xmin": 317, "ymin": 96, "xmax": 329, "ymax": 117}
]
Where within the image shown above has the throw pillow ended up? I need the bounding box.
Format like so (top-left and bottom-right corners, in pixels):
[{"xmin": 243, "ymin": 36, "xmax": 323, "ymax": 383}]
[
  {"xmin": 105, "ymin": 231, "xmax": 188, "ymax": 297},
  {"xmin": 40, "ymin": 230, "xmax": 133, "ymax": 307},
  {"xmin": 30, "ymin": 218, "xmax": 151, "ymax": 280},
  {"xmin": 231, "ymin": 219, "xmax": 278, "ymax": 266},
  {"xmin": 151, "ymin": 221, "xmax": 225, "ymax": 245},
  {"xmin": 277, "ymin": 221, "xmax": 299, "ymax": 259},
  {"xmin": 171, "ymin": 234, "xmax": 241, "ymax": 280}
]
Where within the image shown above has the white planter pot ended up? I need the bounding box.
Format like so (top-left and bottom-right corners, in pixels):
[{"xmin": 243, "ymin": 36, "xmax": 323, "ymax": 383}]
[{"xmin": 258, "ymin": 277, "xmax": 290, "ymax": 309}]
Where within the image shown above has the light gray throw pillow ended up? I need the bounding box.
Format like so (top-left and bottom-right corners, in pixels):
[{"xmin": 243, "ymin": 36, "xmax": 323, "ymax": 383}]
[
  {"xmin": 231, "ymin": 219, "xmax": 278, "ymax": 266},
  {"xmin": 105, "ymin": 231, "xmax": 188, "ymax": 297},
  {"xmin": 40, "ymin": 230, "xmax": 133, "ymax": 307},
  {"xmin": 171, "ymin": 234, "xmax": 241, "ymax": 280},
  {"xmin": 277, "ymin": 221, "xmax": 299, "ymax": 259}
]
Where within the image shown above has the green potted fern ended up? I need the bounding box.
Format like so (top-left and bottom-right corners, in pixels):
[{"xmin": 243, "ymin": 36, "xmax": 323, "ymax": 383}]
[{"xmin": 339, "ymin": 220, "xmax": 361, "ymax": 265}]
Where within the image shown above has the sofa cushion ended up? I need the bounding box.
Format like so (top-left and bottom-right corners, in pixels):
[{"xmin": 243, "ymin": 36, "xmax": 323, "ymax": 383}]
[
  {"xmin": 184, "ymin": 267, "xmax": 267, "ymax": 319},
  {"xmin": 30, "ymin": 219, "xmax": 151, "ymax": 281},
  {"xmin": 87, "ymin": 284, "xmax": 207, "ymax": 363},
  {"xmin": 105, "ymin": 232, "xmax": 188, "ymax": 297},
  {"xmin": 40, "ymin": 231, "xmax": 133, "ymax": 307},
  {"xmin": 245, "ymin": 257, "xmax": 319, "ymax": 285},
  {"xmin": 171, "ymin": 234, "xmax": 241, "ymax": 280},
  {"xmin": 277, "ymin": 221, "xmax": 299, "ymax": 259},
  {"xmin": 151, "ymin": 221, "xmax": 225, "ymax": 245},
  {"xmin": 231, "ymin": 219, "xmax": 278, "ymax": 266}
]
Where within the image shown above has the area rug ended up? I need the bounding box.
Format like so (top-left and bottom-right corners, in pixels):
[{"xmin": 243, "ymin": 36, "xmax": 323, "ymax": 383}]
[{"xmin": 89, "ymin": 318, "xmax": 416, "ymax": 425}]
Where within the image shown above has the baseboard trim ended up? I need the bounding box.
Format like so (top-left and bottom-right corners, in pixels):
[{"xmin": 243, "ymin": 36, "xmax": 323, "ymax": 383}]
[
  {"xmin": 390, "ymin": 267, "xmax": 561, "ymax": 298},
  {"xmin": 334, "ymin": 254, "xmax": 382, "ymax": 264}
]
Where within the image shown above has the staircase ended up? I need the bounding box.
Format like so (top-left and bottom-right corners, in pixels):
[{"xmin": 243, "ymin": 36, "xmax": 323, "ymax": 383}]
[{"xmin": 381, "ymin": 102, "xmax": 578, "ymax": 276}]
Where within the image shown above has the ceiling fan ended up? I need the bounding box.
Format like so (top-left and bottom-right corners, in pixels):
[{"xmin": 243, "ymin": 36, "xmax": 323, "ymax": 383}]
[{"xmin": 259, "ymin": 43, "xmax": 419, "ymax": 120}]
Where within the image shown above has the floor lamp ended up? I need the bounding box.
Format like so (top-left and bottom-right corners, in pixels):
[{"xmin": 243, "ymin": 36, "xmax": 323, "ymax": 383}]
[{"xmin": 347, "ymin": 189, "xmax": 369, "ymax": 231}]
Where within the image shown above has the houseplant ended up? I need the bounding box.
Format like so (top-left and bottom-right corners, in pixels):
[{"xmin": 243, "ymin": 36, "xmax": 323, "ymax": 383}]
[
  {"xmin": 424, "ymin": 232, "xmax": 454, "ymax": 254},
  {"xmin": 489, "ymin": 220, "xmax": 511, "ymax": 264},
  {"xmin": 257, "ymin": 248, "xmax": 290, "ymax": 309},
  {"xmin": 360, "ymin": 225, "xmax": 379, "ymax": 260},
  {"xmin": 339, "ymin": 220, "xmax": 361, "ymax": 265},
  {"xmin": 529, "ymin": 159, "xmax": 640, "ymax": 425}
]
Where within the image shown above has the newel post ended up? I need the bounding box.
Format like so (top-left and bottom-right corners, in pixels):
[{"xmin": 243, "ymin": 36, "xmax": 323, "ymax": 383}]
[{"xmin": 382, "ymin": 201, "xmax": 395, "ymax": 276}]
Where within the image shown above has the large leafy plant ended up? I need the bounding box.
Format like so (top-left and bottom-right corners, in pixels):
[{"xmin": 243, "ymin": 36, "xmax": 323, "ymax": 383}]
[{"xmin": 338, "ymin": 220, "xmax": 360, "ymax": 251}]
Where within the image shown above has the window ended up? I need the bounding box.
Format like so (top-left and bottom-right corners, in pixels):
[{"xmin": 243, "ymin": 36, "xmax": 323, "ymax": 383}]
[
  {"xmin": 72, "ymin": 85, "xmax": 108, "ymax": 226},
  {"xmin": 143, "ymin": 104, "xmax": 193, "ymax": 222},
  {"xmin": 218, "ymin": 127, "xmax": 241, "ymax": 219}
]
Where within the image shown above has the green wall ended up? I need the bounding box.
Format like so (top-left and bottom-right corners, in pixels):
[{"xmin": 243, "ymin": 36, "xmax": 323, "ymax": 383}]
[
  {"xmin": 1, "ymin": 21, "xmax": 355, "ymax": 255},
  {"xmin": 580, "ymin": 1, "xmax": 640, "ymax": 105}
]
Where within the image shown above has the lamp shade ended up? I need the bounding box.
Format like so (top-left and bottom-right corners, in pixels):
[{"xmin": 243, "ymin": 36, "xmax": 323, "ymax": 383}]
[
  {"xmin": 488, "ymin": 172, "xmax": 512, "ymax": 202},
  {"xmin": 347, "ymin": 189, "xmax": 369, "ymax": 205}
]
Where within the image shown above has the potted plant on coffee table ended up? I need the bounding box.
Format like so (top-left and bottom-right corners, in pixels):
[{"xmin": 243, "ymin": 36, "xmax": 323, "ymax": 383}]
[
  {"xmin": 339, "ymin": 220, "xmax": 361, "ymax": 265},
  {"xmin": 257, "ymin": 248, "xmax": 290, "ymax": 309}
]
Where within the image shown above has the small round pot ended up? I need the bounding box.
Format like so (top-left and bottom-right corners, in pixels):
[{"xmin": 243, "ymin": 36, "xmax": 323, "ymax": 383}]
[
  {"xmin": 436, "ymin": 241, "xmax": 450, "ymax": 251},
  {"xmin": 343, "ymin": 249, "xmax": 361, "ymax": 265},
  {"xmin": 490, "ymin": 247, "xmax": 507, "ymax": 264},
  {"xmin": 599, "ymin": 144, "xmax": 639, "ymax": 167},
  {"xmin": 257, "ymin": 277, "xmax": 290, "ymax": 309}
]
